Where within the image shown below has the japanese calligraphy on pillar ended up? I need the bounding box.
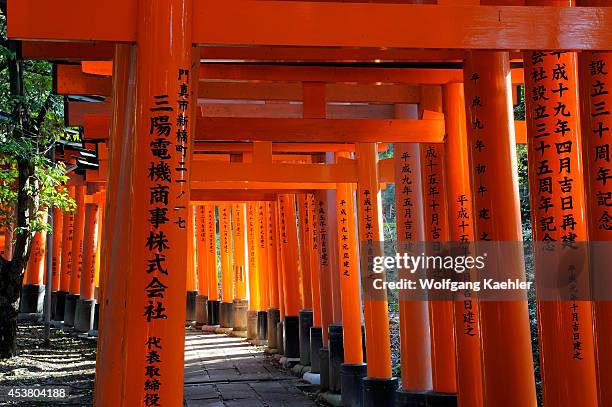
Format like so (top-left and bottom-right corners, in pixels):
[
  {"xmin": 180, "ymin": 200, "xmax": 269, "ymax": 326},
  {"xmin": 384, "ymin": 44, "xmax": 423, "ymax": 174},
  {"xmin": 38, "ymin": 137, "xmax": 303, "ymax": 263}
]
[
  {"xmin": 141, "ymin": 66, "xmax": 191, "ymax": 406},
  {"xmin": 525, "ymin": 50, "xmax": 591, "ymax": 361},
  {"xmin": 465, "ymin": 72, "xmax": 493, "ymax": 244},
  {"xmin": 584, "ymin": 54, "xmax": 612, "ymax": 233},
  {"xmin": 397, "ymin": 149, "xmax": 416, "ymax": 242},
  {"xmin": 317, "ymin": 196, "xmax": 328, "ymax": 269},
  {"xmin": 421, "ymin": 144, "xmax": 449, "ymax": 250},
  {"xmin": 339, "ymin": 197, "xmax": 351, "ymax": 278}
]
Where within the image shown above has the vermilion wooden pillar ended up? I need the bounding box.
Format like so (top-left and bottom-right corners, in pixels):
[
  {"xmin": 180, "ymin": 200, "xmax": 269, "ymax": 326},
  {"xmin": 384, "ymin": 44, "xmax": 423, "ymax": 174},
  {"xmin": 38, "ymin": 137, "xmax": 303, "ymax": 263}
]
[
  {"xmin": 255, "ymin": 202, "xmax": 270, "ymax": 340},
  {"xmin": 266, "ymin": 201, "xmax": 282, "ymax": 349},
  {"xmin": 58, "ymin": 186, "xmax": 75, "ymax": 307},
  {"xmin": 315, "ymin": 189, "xmax": 336, "ymax": 348},
  {"xmin": 64, "ymin": 184, "xmax": 86, "ymax": 326},
  {"xmin": 335, "ymin": 174, "xmax": 367, "ymax": 405},
  {"xmin": 275, "ymin": 202, "xmax": 286, "ymax": 320},
  {"xmin": 231, "ymin": 203, "xmax": 249, "ymax": 333},
  {"xmin": 233, "ymin": 203, "xmax": 248, "ymax": 301},
  {"xmin": 355, "ymin": 143, "xmax": 397, "ymax": 405},
  {"xmin": 298, "ymin": 194, "xmax": 313, "ymax": 310},
  {"xmin": 51, "ymin": 208, "xmax": 63, "ymax": 293},
  {"xmin": 307, "ymin": 193, "xmax": 324, "ymax": 373},
  {"xmin": 420, "ymin": 140, "xmax": 457, "ymax": 396},
  {"xmin": 74, "ymin": 198, "xmax": 99, "ymax": 333},
  {"xmin": 278, "ymin": 194, "xmax": 301, "ymax": 357},
  {"xmin": 443, "ymin": 83, "xmax": 484, "ymax": 407},
  {"xmin": 186, "ymin": 205, "xmax": 197, "ymax": 321},
  {"xmin": 195, "ymin": 205, "xmax": 208, "ymax": 326},
  {"xmin": 256, "ymin": 202, "xmax": 270, "ymax": 310},
  {"xmin": 205, "ymin": 205, "xmax": 220, "ymax": 326},
  {"xmin": 20, "ymin": 211, "xmax": 47, "ymax": 314},
  {"xmin": 94, "ymin": 43, "xmax": 136, "ymax": 406},
  {"xmin": 464, "ymin": 51, "xmax": 537, "ymax": 406},
  {"xmin": 219, "ymin": 205, "xmax": 234, "ymax": 328},
  {"xmin": 120, "ymin": 0, "xmax": 195, "ymax": 404},
  {"xmin": 246, "ymin": 202, "xmax": 260, "ymax": 339},
  {"xmin": 393, "ymin": 103, "xmax": 433, "ymax": 401},
  {"xmin": 576, "ymin": 2, "xmax": 612, "ymax": 401},
  {"xmin": 523, "ymin": 2, "xmax": 598, "ymax": 404}
]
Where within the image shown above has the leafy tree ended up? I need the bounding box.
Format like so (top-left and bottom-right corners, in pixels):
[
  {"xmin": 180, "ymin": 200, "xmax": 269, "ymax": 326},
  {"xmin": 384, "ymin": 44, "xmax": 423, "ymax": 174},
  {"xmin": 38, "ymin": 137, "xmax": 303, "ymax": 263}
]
[{"xmin": 0, "ymin": 8, "xmax": 75, "ymax": 359}]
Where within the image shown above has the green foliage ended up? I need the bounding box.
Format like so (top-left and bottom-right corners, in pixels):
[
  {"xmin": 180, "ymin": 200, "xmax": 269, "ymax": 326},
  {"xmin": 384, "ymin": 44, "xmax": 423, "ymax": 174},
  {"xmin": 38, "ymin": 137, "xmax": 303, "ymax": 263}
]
[{"xmin": 0, "ymin": 12, "xmax": 75, "ymax": 240}]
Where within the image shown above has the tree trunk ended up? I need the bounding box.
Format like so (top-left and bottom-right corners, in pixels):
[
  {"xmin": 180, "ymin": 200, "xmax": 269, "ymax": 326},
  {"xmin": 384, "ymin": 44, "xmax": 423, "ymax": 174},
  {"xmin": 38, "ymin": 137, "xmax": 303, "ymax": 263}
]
[{"xmin": 0, "ymin": 260, "xmax": 21, "ymax": 359}]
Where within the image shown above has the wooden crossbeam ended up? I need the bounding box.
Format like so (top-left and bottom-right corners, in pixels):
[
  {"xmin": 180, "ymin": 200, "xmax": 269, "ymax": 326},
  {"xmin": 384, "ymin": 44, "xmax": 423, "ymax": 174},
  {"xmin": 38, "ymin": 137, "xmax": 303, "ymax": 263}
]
[
  {"xmin": 191, "ymin": 161, "xmax": 358, "ymax": 183},
  {"xmin": 11, "ymin": 2, "xmax": 612, "ymax": 50},
  {"xmin": 190, "ymin": 190, "xmax": 278, "ymax": 202},
  {"xmin": 196, "ymin": 117, "xmax": 445, "ymax": 143}
]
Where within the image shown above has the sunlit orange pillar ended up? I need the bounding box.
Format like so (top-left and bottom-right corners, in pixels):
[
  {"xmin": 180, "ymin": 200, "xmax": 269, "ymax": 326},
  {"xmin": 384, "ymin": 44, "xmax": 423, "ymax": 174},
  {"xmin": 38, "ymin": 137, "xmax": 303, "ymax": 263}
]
[
  {"xmin": 314, "ymin": 188, "xmax": 336, "ymax": 386},
  {"xmin": 443, "ymin": 83, "xmax": 484, "ymax": 407},
  {"xmin": 393, "ymin": 104, "xmax": 433, "ymax": 402},
  {"xmin": 576, "ymin": 5, "xmax": 612, "ymax": 402},
  {"xmin": 307, "ymin": 194, "xmax": 324, "ymax": 373},
  {"xmin": 523, "ymin": 4, "xmax": 598, "ymax": 403},
  {"xmin": 464, "ymin": 51, "xmax": 537, "ymax": 406},
  {"xmin": 20, "ymin": 212, "xmax": 47, "ymax": 314},
  {"xmin": 56, "ymin": 186, "xmax": 75, "ymax": 321},
  {"xmin": 246, "ymin": 202, "xmax": 260, "ymax": 339},
  {"xmin": 231, "ymin": 203, "xmax": 248, "ymax": 333},
  {"xmin": 219, "ymin": 205, "xmax": 234, "ymax": 328},
  {"xmin": 274, "ymin": 202, "xmax": 287, "ymax": 353},
  {"xmin": 65, "ymin": 184, "xmax": 86, "ymax": 327},
  {"xmin": 114, "ymin": 0, "xmax": 196, "ymax": 403},
  {"xmin": 335, "ymin": 174, "xmax": 367, "ymax": 406},
  {"xmin": 278, "ymin": 194, "xmax": 302, "ymax": 358},
  {"xmin": 185, "ymin": 205, "xmax": 198, "ymax": 321},
  {"xmin": 205, "ymin": 205, "xmax": 220, "ymax": 326},
  {"xmin": 355, "ymin": 143, "xmax": 396, "ymax": 404},
  {"xmin": 254, "ymin": 202, "xmax": 270, "ymax": 340},
  {"xmin": 74, "ymin": 196, "xmax": 99, "ymax": 333},
  {"xmin": 50, "ymin": 207, "xmax": 63, "ymax": 319},
  {"xmin": 266, "ymin": 201, "xmax": 281, "ymax": 348},
  {"xmin": 297, "ymin": 194, "xmax": 314, "ymax": 364},
  {"xmin": 195, "ymin": 205, "xmax": 208, "ymax": 326}
]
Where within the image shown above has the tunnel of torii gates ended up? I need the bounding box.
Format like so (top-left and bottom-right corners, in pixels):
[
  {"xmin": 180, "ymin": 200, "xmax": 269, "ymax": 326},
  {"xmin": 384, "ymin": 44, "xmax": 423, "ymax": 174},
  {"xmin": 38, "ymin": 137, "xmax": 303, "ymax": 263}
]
[{"xmin": 4, "ymin": 0, "xmax": 612, "ymax": 407}]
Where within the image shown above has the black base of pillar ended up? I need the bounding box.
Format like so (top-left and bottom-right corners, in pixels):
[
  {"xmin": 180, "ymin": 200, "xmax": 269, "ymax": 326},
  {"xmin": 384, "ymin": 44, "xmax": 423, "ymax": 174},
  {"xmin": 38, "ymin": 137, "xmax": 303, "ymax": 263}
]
[
  {"xmin": 196, "ymin": 295, "xmax": 208, "ymax": 326},
  {"xmin": 207, "ymin": 300, "xmax": 220, "ymax": 326},
  {"xmin": 363, "ymin": 377, "xmax": 399, "ymax": 407},
  {"xmin": 19, "ymin": 284, "xmax": 45, "ymax": 314},
  {"xmin": 51, "ymin": 291, "xmax": 65, "ymax": 321},
  {"xmin": 232, "ymin": 299, "xmax": 248, "ymax": 331},
  {"xmin": 257, "ymin": 311, "xmax": 268, "ymax": 340},
  {"xmin": 283, "ymin": 316, "xmax": 300, "ymax": 358},
  {"xmin": 319, "ymin": 347, "xmax": 330, "ymax": 392},
  {"xmin": 63, "ymin": 294, "xmax": 79, "ymax": 326},
  {"xmin": 247, "ymin": 310, "xmax": 258, "ymax": 339},
  {"xmin": 395, "ymin": 390, "xmax": 428, "ymax": 407},
  {"xmin": 328, "ymin": 323, "xmax": 344, "ymax": 393},
  {"xmin": 309, "ymin": 327, "xmax": 323, "ymax": 373},
  {"xmin": 267, "ymin": 308, "xmax": 280, "ymax": 349},
  {"xmin": 219, "ymin": 301, "xmax": 234, "ymax": 328},
  {"xmin": 342, "ymin": 363, "xmax": 368, "ymax": 407},
  {"xmin": 186, "ymin": 291, "xmax": 198, "ymax": 322},
  {"xmin": 299, "ymin": 309, "xmax": 313, "ymax": 366},
  {"xmin": 93, "ymin": 302, "xmax": 99, "ymax": 331},
  {"xmin": 277, "ymin": 320, "xmax": 284, "ymax": 354},
  {"xmin": 74, "ymin": 299, "xmax": 96, "ymax": 333},
  {"xmin": 426, "ymin": 392, "xmax": 457, "ymax": 407}
]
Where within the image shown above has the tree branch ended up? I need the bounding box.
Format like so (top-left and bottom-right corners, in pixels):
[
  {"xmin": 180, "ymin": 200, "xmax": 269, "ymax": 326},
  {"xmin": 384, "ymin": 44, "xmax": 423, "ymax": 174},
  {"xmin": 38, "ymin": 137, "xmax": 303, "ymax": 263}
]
[{"xmin": 33, "ymin": 92, "xmax": 53, "ymax": 133}]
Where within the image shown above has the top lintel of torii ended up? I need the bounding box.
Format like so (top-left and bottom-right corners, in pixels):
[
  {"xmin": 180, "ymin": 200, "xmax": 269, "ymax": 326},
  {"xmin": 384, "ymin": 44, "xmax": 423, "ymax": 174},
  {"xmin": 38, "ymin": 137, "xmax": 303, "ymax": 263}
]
[{"xmin": 8, "ymin": 1, "xmax": 612, "ymax": 52}]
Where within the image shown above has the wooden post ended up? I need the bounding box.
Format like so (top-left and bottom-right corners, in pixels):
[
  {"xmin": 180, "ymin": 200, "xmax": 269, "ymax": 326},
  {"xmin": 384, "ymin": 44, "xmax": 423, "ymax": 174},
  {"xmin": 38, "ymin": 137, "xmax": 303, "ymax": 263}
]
[
  {"xmin": 523, "ymin": 2, "xmax": 599, "ymax": 403},
  {"xmin": 355, "ymin": 143, "xmax": 397, "ymax": 405},
  {"xmin": 394, "ymin": 104, "xmax": 433, "ymax": 400},
  {"xmin": 219, "ymin": 204, "xmax": 234, "ymax": 328},
  {"xmin": 205, "ymin": 205, "xmax": 220, "ymax": 326},
  {"xmin": 120, "ymin": 0, "xmax": 195, "ymax": 403},
  {"xmin": 576, "ymin": 2, "xmax": 612, "ymax": 401},
  {"xmin": 74, "ymin": 198, "xmax": 99, "ymax": 333},
  {"xmin": 443, "ymin": 83, "xmax": 484, "ymax": 407},
  {"xmin": 278, "ymin": 194, "xmax": 301, "ymax": 357},
  {"xmin": 464, "ymin": 50, "xmax": 537, "ymax": 406},
  {"xmin": 51, "ymin": 208, "xmax": 63, "ymax": 292}
]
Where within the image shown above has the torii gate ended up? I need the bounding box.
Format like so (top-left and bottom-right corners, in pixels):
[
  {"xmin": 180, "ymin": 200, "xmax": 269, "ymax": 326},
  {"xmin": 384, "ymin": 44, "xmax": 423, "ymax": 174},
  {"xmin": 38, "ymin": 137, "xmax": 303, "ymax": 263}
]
[{"xmin": 8, "ymin": 1, "xmax": 612, "ymax": 407}]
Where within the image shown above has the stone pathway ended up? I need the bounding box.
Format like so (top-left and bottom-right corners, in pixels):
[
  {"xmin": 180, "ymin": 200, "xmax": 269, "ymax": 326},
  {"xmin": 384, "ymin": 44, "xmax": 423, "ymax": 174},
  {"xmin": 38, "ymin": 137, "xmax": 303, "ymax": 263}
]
[{"xmin": 183, "ymin": 329, "xmax": 319, "ymax": 407}]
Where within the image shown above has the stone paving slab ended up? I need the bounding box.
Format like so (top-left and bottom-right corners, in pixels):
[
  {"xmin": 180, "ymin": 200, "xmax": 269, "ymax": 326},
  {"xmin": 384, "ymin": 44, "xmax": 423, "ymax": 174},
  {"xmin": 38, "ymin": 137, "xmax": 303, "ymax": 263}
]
[{"xmin": 183, "ymin": 329, "xmax": 319, "ymax": 407}]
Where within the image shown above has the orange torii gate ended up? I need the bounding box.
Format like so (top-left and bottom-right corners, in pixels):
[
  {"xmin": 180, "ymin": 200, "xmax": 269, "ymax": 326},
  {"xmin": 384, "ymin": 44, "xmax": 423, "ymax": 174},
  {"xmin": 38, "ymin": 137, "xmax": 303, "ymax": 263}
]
[{"xmin": 10, "ymin": 1, "xmax": 612, "ymax": 407}]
